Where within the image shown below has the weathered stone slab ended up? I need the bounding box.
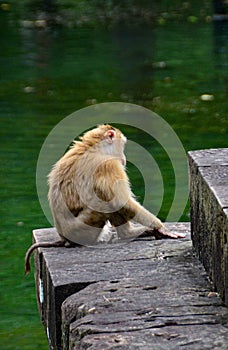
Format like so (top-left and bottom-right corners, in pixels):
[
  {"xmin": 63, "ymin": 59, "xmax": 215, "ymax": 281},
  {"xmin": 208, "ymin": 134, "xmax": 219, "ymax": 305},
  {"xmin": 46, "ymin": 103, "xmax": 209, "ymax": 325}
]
[
  {"xmin": 33, "ymin": 223, "xmax": 190, "ymax": 349},
  {"xmin": 62, "ymin": 256, "xmax": 228, "ymax": 349},
  {"xmin": 188, "ymin": 148, "xmax": 228, "ymax": 167},
  {"xmin": 188, "ymin": 148, "xmax": 228, "ymax": 305},
  {"xmin": 32, "ymin": 222, "xmax": 228, "ymax": 350}
]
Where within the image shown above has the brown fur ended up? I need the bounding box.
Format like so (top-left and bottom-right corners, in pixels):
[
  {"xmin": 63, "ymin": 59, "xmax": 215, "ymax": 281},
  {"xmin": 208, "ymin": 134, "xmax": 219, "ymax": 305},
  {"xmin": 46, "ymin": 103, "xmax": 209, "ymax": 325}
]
[
  {"xmin": 47, "ymin": 124, "xmax": 164, "ymax": 244},
  {"xmin": 25, "ymin": 124, "xmax": 185, "ymax": 273}
]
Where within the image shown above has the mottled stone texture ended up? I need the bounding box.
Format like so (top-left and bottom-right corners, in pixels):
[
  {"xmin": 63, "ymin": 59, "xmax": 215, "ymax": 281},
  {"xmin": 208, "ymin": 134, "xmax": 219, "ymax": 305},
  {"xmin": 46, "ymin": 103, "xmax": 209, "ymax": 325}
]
[
  {"xmin": 32, "ymin": 223, "xmax": 228, "ymax": 350},
  {"xmin": 188, "ymin": 148, "xmax": 228, "ymax": 305}
]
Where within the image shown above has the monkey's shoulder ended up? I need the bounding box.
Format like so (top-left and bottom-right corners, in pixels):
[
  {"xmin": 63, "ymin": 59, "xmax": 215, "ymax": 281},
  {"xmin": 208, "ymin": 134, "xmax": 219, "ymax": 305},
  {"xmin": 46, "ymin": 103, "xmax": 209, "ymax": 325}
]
[{"xmin": 95, "ymin": 158, "xmax": 127, "ymax": 179}]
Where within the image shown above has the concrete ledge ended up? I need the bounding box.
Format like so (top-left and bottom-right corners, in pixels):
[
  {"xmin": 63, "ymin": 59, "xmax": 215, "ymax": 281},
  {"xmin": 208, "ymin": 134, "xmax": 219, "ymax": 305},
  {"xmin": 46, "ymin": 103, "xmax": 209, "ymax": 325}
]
[
  {"xmin": 188, "ymin": 148, "xmax": 228, "ymax": 305},
  {"xmin": 32, "ymin": 223, "xmax": 228, "ymax": 350}
]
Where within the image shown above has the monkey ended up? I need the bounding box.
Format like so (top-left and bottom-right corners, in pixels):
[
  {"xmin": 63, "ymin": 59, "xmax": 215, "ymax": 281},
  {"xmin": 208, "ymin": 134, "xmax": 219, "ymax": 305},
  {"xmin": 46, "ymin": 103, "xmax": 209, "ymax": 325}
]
[{"xmin": 25, "ymin": 124, "xmax": 185, "ymax": 273}]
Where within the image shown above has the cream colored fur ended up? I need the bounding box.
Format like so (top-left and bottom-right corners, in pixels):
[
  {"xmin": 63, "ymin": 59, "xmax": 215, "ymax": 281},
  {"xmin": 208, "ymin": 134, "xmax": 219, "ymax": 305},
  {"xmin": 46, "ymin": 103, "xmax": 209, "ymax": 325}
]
[{"xmin": 48, "ymin": 124, "xmax": 164, "ymax": 245}]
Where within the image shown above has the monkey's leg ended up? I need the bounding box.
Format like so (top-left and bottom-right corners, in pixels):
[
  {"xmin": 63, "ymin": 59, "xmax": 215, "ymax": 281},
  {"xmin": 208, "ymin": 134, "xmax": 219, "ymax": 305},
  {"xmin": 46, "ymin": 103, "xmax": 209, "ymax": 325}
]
[
  {"xmin": 57, "ymin": 208, "xmax": 106, "ymax": 245},
  {"xmin": 108, "ymin": 210, "xmax": 149, "ymax": 240}
]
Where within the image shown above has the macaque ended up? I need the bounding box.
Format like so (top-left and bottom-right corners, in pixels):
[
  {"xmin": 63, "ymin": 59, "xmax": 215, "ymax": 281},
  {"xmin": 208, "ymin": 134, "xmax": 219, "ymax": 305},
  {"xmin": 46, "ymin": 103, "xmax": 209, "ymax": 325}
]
[{"xmin": 25, "ymin": 124, "xmax": 185, "ymax": 273}]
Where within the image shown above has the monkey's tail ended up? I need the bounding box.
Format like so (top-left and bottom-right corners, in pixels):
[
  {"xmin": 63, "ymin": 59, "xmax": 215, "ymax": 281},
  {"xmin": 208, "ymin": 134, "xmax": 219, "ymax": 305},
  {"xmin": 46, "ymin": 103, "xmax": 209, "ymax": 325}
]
[{"xmin": 24, "ymin": 240, "xmax": 66, "ymax": 275}]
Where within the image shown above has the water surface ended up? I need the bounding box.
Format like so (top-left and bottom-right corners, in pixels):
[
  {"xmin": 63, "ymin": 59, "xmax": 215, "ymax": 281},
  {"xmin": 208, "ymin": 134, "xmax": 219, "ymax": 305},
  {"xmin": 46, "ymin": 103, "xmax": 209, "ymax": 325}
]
[{"xmin": 0, "ymin": 9, "xmax": 227, "ymax": 349}]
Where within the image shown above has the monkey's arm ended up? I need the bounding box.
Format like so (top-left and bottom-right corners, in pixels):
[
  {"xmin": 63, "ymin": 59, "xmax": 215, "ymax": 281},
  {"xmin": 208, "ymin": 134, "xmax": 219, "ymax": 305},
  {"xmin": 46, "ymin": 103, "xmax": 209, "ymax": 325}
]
[
  {"xmin": 125, "ymin": 198, "xmax": 185, "ymax": 238},
  {"xmin": 95, "ymin": 160, "xmax": 185, "ymax": 239},
  {"xmin": 96, "ymin": 161, "xmax": 159, "ymax": 230},
  {"xmin": 125, "ymin": 200, "xmax": 185, "ymax": 240},
  {"xmin": 125, "ymin": 197, "xmax": 163, "ymax": 229}
]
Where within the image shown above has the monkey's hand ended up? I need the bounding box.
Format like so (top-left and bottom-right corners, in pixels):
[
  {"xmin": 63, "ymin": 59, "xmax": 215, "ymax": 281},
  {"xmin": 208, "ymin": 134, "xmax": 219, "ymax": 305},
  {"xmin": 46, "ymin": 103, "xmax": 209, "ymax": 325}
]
[
  {"xmin": 153, "ymin": 226, "xmax": 186, "ymax": 239},
  {"xmin": 141, "ymin": 226, "xmax": 186, "ymax": 239}
]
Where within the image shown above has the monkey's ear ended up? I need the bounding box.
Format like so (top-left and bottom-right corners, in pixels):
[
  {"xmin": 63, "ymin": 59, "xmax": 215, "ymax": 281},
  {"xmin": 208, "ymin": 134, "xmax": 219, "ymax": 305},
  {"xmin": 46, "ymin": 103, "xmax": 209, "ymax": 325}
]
[{"xmin": 104, "ymin": 129, "xmax": 116, "ymax": 144}]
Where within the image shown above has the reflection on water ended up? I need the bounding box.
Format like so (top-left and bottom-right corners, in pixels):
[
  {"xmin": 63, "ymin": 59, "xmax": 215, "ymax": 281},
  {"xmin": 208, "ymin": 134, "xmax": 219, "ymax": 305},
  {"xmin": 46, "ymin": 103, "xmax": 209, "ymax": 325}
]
[
  {"xmin": 0, "ymin": 6, "xmax": 227, "ymax": 349},
  {"xmin": 213, "ymin": 20, "xmax": 228, "ymax": 90},
  {"xmin": 110, "ymin": 24, "xmax": 155, "ymax": 100}
]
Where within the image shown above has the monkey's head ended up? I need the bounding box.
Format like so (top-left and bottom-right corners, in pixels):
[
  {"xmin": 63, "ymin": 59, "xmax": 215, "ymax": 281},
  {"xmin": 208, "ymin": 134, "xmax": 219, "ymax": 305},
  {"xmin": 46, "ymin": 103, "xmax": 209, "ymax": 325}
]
[{"xmin": 80, "ymin": 124, "xmax": 127, "ymax": 165}]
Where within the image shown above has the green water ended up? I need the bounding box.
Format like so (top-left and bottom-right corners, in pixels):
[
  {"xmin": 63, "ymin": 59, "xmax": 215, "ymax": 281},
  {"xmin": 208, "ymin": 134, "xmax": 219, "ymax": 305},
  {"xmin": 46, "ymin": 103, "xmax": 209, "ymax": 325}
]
[{"xmin": 0, "ymin": 5, "xmax": 227, "ymax": 350}]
